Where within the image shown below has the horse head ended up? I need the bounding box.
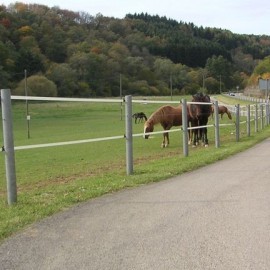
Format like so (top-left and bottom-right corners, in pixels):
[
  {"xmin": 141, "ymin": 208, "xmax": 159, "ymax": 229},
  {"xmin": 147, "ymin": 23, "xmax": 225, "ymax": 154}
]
[
  {"xmin": 192, "ymin": 92, "xmax": 212, "ymax": 119},
  {"xmin": 143, "ymin": 119, "xmax": 154, "ymax": 139},
  {"xmin": 190, "ymin": 94, "xmax": 203, "ymax": 120},
  {"xmin": 200, "ymin": 94, "xmax": 212, "ymax": 117}
]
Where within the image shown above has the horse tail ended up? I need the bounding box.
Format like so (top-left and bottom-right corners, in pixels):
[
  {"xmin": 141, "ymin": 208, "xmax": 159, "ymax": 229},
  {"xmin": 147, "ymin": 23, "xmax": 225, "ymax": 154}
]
[{"xmin": 226, "ymin": 109, "xmax": 232, "ymax": 120}]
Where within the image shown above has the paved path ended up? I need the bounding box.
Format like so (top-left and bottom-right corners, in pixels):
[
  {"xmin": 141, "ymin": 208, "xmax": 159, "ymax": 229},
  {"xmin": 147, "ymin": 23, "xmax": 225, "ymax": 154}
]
[{"xmin": 1, "ymin": 139, "xmax": 270, "ymax": 270}]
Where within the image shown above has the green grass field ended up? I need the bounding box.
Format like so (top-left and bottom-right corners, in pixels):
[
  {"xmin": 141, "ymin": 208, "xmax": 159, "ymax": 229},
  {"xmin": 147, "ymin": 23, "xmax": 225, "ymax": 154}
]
[{"xmin": 0, "ymin": 95, "xmax": 269, "ymax": 241}]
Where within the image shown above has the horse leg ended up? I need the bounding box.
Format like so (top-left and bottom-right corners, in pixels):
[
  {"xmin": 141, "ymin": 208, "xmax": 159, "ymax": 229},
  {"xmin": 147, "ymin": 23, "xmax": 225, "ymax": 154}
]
[
  {"xmin": 188, "ymin": 127, "xmax": 194, "ymax": 146},
  {"xmin": 201, "ymin": 127, "xmax": 209, "ymax": 147},
  {"xmin": 196, "ymin": 129, "xmax": 200, "ymax": 145},
  {"xmin": 161, "ymin": 131, "xmax": 170, "ymax": 148},
  {"xmin": 188, "ymin": 129, "xmax": 192, "ymax": 145},
  {"xmin": 190, "ymin": 120, "xmax": 199, "ymax": 147},
  {"xmin": 195, "ymin": 128, "xmax": 200, "ymax": 146},
  {"xmin": 199, "ymin": 127, "xmax": 205, "ymax": 146},
  {"xmin": 161, "ymin": 133, "xmax": 165, "ymax": 148},
  {"xmin": 188, "ymin": 121, "xmax": 192, "ymax": 145},
  {"xmin": 192, "ymin": 130, "xmax": 196, "ymax": 147},
  {"xmin": 191, "ymin": 129, "xmax": 197, "ymax": 147},
  {"xmin": 200, "ymin": 128, "xmax": 204, "ymax": 146},
  {"xmin": 204, "ymin": 128, "xmax": 209, "ymax": 147},
  {"xmin": 165, "ymin": 132, "xmax": 169, "ymax": 147}
]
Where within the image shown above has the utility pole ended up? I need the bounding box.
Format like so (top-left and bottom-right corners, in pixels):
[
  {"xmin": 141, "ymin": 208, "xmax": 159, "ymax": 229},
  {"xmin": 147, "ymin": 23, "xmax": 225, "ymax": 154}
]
[{"xmin": 24, "ymin": 69, "xmax": 30, "ymax": 139}]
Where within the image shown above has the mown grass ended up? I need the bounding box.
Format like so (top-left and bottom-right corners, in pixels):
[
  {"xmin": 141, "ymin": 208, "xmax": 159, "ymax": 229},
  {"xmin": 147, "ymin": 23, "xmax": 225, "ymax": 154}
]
[{"xmin": 0, "ymin": 95, "xmax": 269, "ymax": 242}]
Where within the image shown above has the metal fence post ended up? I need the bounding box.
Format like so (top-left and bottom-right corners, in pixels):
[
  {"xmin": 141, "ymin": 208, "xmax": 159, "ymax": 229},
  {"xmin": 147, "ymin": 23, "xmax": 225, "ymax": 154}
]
[
  {"xmin": 181, "ymin": 99, "xmax": 188, "ymax": 157},
  {"xmin": 214, "ymin": 100, "xmax": 220, "ymax": 148},
  {"xmin": 260, "ymin": 104, "xmax": 264, "ymax": 130},
  {"xmin": 235, "ymin": 104, "xmax": 240, "ymax": 142},
  {"xmin": 266, "ymin": 102, "xmax": 270, "ymax": 125},
  {"xmin": 1, "ymin": 89, "xmax": 17, "ymax": 205},
  {"xmin": 125, "ymin": 95, "xmax": 133, "ymax": 175},
  {"xmin": 255, "ymin": 104, "xmax": 258, "ymax": 132},
  {"xmin": 246, "ymin": 104, "xmax": 251, "ymax": 137}
]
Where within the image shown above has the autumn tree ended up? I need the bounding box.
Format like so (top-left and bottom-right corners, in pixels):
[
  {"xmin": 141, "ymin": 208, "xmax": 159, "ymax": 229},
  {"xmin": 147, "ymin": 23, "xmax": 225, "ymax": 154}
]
[
  {"xmin": 46, "ymin": 63, "xmax": 78, "ymax": 96},
  {"xmin": 14, "ymin": 75, "xmax": 57, "ymax": 96}
]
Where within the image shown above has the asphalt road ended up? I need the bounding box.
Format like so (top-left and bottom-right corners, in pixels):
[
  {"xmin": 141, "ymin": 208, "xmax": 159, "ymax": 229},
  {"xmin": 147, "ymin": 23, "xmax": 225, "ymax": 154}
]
[{"xmin": 1, "ymin": 139, "xmax": 270, "ymax": 270}]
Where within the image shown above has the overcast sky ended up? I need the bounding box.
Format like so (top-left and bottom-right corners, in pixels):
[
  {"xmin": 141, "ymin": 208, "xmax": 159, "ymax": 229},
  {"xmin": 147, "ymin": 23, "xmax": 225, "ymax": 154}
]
[{"xmin": 2, "ymin": 0, "xmax": 270, "ymax": 35}]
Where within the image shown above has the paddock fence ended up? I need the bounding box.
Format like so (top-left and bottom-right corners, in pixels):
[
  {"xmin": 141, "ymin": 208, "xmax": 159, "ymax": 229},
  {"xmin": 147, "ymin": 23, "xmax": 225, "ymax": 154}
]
[{"xmin": 1, "ymin": 89, "xmax": 270, "ymax": 204}]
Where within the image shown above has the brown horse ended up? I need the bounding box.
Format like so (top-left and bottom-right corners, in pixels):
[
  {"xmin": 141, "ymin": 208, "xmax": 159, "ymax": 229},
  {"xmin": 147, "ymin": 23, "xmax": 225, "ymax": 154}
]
[
  {"xmin": 143, "ymin": 100, "xmax": 201, "ymax": 148},
  {"xmin": 196, "ymin": 93, "xmax": 212, "ymax": 146},
  {"xmin": 188, "ymin": 93, "xmax": 212, "ymax": 147},
  {"xmin": 211, "ymin": 105, "xmax": 232, "ymax": 119}
]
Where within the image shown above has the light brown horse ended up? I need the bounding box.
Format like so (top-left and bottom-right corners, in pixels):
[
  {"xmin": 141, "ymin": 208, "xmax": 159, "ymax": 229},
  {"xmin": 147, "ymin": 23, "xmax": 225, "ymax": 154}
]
[
  {"xmin": 211, "ymin": 105, "xmax": 232, "ymax": 119},
  {"xmin": 143, "ymin": 102, "xmax": 201, "ymax": 147}
]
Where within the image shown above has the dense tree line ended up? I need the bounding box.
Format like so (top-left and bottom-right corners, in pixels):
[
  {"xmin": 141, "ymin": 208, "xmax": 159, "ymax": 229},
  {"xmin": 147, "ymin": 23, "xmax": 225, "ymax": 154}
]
[{"xmin": 0, "ymin": 3, "xmax": 270, "ymax": 97}]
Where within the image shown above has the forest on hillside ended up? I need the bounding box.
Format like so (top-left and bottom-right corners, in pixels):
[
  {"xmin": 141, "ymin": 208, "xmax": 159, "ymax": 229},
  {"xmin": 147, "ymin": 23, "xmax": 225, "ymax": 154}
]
[{"xmin": 1, "ymin": 2, "xmax": 270, "ymax": 97}]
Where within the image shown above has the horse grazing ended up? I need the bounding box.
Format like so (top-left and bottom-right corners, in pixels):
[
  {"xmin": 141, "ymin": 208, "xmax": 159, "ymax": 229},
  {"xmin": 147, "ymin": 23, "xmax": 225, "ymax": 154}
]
[
  {"xmin": 132, "ymin": 112, "xmax": 147, "ymax": 123},
  {"xmin": 211, "ymin": 105, "xmax": 232, "ymax": 119},
  {"xmin": 143, "ymin": 100, "xmax": 201, "ymax": 148}
]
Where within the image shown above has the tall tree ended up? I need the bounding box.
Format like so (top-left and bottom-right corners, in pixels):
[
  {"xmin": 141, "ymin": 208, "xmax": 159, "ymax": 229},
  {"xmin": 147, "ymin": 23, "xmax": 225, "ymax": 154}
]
[
  {"xmin": 46, "ymin": 63, "xmax": 78, "ymax": 97},
  {"xmin": 205, "ymin": 55, "xmax": 234, "ymax": 90}
]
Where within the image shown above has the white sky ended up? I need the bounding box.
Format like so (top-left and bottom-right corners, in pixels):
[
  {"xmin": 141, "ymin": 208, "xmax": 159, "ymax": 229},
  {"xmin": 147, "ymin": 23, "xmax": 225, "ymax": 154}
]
[{"xmin": 2, "ymin": 0, "xmax": 270, "ymax": 35}]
